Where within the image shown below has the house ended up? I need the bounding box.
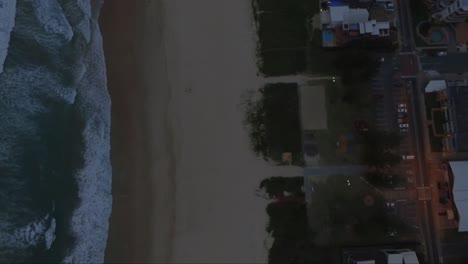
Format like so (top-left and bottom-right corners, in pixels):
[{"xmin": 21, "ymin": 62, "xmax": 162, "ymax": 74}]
[{"xmin": 320, "ymin": 5, "xmax": 391, "ymax": 47}]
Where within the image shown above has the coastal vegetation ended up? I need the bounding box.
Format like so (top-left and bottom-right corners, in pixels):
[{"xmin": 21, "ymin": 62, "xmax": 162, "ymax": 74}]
[
  {"xmin": 259, "ymin": 176, "xmax": 315, "ymax": 264},
  {"xmin": 252, "ymin": 0, "xmax": 317, "ymax": 76},
  {"xmin": 362, "ymin": 129, "xmax": 402, "ymax": 169},
  {"xmin": 244, "ymin": 83, "xmax": 303, "ymax": 165}
]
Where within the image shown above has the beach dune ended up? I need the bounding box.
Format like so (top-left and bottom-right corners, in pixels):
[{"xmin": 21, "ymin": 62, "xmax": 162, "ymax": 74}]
[{"xmin": 101, "ymin": 0, "xmax": 302, "ymax": 263}]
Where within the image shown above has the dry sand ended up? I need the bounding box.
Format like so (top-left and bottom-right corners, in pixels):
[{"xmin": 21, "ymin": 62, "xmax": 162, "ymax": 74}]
[{"xmin": 100, "ymin": 0, "xmax": 303, "ymax": 263}]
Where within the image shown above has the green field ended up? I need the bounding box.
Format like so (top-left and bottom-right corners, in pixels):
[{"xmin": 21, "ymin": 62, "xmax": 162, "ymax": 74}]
[
  {"xmin": 308, "ymin": 174, "xmax": 409, "ymax": 246},
  {"xmin": 311, "ymin": 80, "xmax": 374, "ymax": 165}
]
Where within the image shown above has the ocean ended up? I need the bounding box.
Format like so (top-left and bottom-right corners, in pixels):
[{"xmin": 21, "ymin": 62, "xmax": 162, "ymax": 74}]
[{"xmin": 0, "ymin": 0, "xmax": 112, "ymax": 263}]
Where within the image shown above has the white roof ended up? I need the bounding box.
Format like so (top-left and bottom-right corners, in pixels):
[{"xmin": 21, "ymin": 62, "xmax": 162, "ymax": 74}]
[
  {"xmin": 373, "ymin": 21, "xmax": 390, "ymax": 35},
  {"xmin": 425, "ymin": 80, "xmax": 447, "ymax": 92},
  {"xmin": 359, "ymin": 22, "xmax": 365, "ymax": 33},
  {"xmin": 387, "ymin": 253, "xmax": 403, "ymax": 264},
  {"xmin": 330, "ymin": 6, "xmax": 369, "ymax": 24},
  {"xmin": 343, "ymin": 8, "xmax": 369, "ymax": 23},
  {"xmin": 365, "ymin": 21, "xmax": 374, "ymax": 33},
  {"xmin": 356, "ymin": 260, "xmax": 375, "ymax": 264},
  {"xmin": 330, "ymin": 6, "xmax": 350, "ymax": 23},
  {"xmin": 402, "ymin": 251, "xmax": 420, "ymax": 264},
  {"xmin": 449, "ymin": 161, "xmax": 468, "ymax": 232}
]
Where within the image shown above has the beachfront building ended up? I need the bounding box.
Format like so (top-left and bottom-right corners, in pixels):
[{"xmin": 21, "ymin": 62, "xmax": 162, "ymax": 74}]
[
  {"xmin": 424, "ymin": 78, "xmax": 468, "ymax": 153},
  {"xmin": 440, "ymin": 161, "xmax": 468, "ymax": 232},
  {"xmin": 320, "ymin": 5, "xmax": 390, "ymax": 47},
  {"xmin": 343, "ymin": 247, "xmax": 420, "ymax": 264},
  {"xmin": 433, "ymin": 0, "xmax": 468, "ymax": 22}
]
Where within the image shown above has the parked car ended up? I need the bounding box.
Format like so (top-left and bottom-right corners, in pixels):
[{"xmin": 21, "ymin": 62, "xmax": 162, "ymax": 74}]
[
  {"xmin": 398, "ymin": 116, "xmax": 409, "ymax": 123},
  {"xmin": 437, "ymin": 51, "xmax": 447, "ymax": 56},
  {"xmin": 402, "ymin": 154, "xmax": 415, "ymax": 160},
  {"xmin": 400, "ymin": 128, "xmax": 408, "ymax": 133},
  {"xmin": 397, "ymin": 108, "xmax": 407, "ymax": 113},
  {"xmin": 397, "ymin": 103, "xmax": 407, "ymax": 108},
  {"xmin": 399, "ymin": 123, "xmax": 409, "ymax": 128}
]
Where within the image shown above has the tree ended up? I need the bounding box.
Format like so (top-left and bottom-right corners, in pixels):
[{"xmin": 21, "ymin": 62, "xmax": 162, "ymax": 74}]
[
  {"xmin": 333, "ymin": 49, "xmax": 379, "ymax": 85},
  {"xmin": 244, "ymin": 84, "xmax": 303, "ymax": 164},
  {"xmin": 362, "ymin": 129, "xmax": 402, "ymax": 169},
  {"xmin": 260, "ymin": 176, "xmax": 304, "ymax": 198}
]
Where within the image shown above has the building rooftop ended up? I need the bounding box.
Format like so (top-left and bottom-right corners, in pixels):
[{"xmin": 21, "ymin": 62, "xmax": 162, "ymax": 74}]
[
  {"xmin": 330, "ymin": 5, "xmax": 350, "ymax": 24},
  {"xmin": 425, "ymin": 80, "xmax": 447, "ymax": 92},
  {"xmin": 329, "ymin": 6, "xmax": 369, "ymax": 24},
  {"xmin": 449, "ymin": 161, "xmax": 468, "ymax": 231},
  {"xmin": 447, "ymin": 85, "xmax": 468, "ymax": 151}
]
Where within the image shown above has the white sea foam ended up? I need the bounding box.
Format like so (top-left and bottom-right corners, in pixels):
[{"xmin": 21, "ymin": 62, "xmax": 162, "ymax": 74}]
[
  {"xmin": 0, "ymin": 213, "xmax": 54, "ymax": 250},
  {"xmin": 0, "ymin": 0, "xmax": 16, "ymax": 74},
  {"xmin": 32, "ymin": 0, "xmax": 73, "ymax": 47},
  {"xmin": 63, "ymin": 2, "xmax": 112, "ymax": 262},
  {"xmin": 44, "ymin": 218, "xmax": 56, "ymax": 250}
]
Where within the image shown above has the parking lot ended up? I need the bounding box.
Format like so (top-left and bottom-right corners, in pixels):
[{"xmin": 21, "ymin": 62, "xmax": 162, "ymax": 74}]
[{"xmin": 371, "ymin": 54, "xmax": 421, "ymax": 236}]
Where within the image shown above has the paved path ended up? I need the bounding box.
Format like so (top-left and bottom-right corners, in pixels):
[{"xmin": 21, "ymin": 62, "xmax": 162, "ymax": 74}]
[
  {"xmin": 303, "ymin": 165, "xmax": 366, "ymax": 177},
  {"xmin": 262, "ymin": 75, "xmax": 338, "ymax": 85}
]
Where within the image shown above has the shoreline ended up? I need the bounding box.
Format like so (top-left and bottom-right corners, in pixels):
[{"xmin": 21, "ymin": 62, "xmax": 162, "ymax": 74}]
[{"xmin": 100, "ymin": 0, "xmax": 175, "ymax": 262}]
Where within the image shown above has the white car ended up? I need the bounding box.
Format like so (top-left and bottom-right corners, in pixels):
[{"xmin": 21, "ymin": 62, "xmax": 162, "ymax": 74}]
[
  {"xmin": 397, "ymin": 108, "xmax": 407, "ymax": 113},
  {"xmin": 397, "ymin": 103, "xmax": 407, "ymax": 108},
  {"xmin": 402, "ymin": 155, "xmax": 415, "ymax": 160},
  {"xmin": 399, "ymin": 123, "xmax": 409, "ymax": 128},
  {"xmin": 437, "ymin": 51, "xmax": 447, "ymax": 56},
  {"xmin": 400, "ymin": 128, "xmax": 408, "ymax": 133}
]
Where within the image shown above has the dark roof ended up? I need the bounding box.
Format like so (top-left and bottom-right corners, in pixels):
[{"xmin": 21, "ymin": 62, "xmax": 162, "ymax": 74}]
[{"xmin": 448, "ymin": 85, "xmax": 468, "ymax": 152}]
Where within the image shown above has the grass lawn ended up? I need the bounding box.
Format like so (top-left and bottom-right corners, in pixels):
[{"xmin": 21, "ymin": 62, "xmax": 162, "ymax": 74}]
[
  {"xmin": 308, "ymin": 174, "xmax": 400, "ymax": 246},
  {"xmin": 311, "ymin": 80, "xmax": 374, "ymax": 166},
  {"xmin": 252, "ymin": 0, "xmax": 317, "ymax": 76}
]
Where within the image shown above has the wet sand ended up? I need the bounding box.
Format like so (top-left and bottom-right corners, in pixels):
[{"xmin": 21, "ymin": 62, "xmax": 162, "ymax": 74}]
[{"xmin": 100, "ymin": 1, "xmax": 174, "ymax": 262}]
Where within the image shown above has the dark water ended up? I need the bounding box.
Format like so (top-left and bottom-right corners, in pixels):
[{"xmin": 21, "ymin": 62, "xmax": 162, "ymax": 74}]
[{"xmin": 0, "ymin": 0, "xmax": 112, "ymax": 263}]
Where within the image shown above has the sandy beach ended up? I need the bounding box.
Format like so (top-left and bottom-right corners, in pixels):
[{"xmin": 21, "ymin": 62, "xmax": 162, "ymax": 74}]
[{"xmin": 100, "ymin": 0, "xmax": 302, "ymax": 263}]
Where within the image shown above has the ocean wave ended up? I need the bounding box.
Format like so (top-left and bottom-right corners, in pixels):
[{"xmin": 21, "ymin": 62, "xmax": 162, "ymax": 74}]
[
  {"xmin": 32, "ymin": 0, "xmax": 74, "ymax": 46},
  {"xmin": 0, "ymin": 213, "xmax": 55, "ymax": 250},
  {"xmin": 0, "ymin": 0, "xmax": 112, "ymax": 262},
  {"xmin": 62, "ymin": 1, "xmax": 112, "ymax": 262},
  {"xmin": 0, "ymin": 0, "xmax": 16, "ymax": 74}
]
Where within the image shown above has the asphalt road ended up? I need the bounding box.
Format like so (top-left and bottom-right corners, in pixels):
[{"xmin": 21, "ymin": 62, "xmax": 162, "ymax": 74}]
[
  {"xmin": 397, "ymin": 0, "xmax": 415, "ymax": 52},
  {"xmin": 408, "ymin": 80, "xmax": 440, "ymax": 264},
  {"xmin": 396, "ymin": 0, "xmax": 441, "ymax": 262}
]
